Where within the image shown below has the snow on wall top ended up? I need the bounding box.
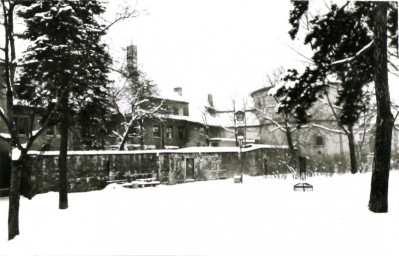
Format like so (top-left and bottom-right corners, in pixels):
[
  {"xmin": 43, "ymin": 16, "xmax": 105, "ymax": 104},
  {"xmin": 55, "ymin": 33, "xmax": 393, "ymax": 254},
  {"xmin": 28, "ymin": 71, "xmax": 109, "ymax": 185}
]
[{"xmin": 27, "ymin": 144, "xmax": 288, "ymax": 156}]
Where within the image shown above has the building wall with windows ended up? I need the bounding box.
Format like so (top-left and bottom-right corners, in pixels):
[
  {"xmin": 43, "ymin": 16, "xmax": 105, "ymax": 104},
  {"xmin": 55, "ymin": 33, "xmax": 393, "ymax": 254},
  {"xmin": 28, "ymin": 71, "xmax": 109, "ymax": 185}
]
[{"xmin": 250, "ymin": 86, "xmax": 353, "ymax": 161}]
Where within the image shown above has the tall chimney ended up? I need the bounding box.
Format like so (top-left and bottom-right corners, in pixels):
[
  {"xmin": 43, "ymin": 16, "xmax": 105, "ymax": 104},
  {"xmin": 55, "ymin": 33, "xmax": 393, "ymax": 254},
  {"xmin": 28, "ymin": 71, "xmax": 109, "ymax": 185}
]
[
  {"xmin": 126, "ymin": 45, "xmax": 138, "ymax": 75},
  {"xmin": 174, "ymin": 87, "xmax": 182, "ymax": 96},
  {"xmin": 207, "ymin": 94, "xmax": 214, "ymax": 107}
]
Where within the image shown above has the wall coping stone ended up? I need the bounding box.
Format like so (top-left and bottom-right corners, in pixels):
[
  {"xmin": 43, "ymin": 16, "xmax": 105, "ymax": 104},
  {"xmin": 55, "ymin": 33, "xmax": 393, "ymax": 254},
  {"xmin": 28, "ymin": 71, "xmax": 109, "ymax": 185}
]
[{"xmin": 27, "ymin": 144, "xmax": 289, "ymax": 156}]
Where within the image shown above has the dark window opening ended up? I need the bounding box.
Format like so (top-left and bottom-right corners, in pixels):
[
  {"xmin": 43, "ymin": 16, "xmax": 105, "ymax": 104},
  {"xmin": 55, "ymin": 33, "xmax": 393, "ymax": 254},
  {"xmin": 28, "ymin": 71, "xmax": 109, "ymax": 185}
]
[
  {"xmin": 166, "ymin": 126, "xmax": 173, "ymax": 139},
  {"xmin": 235, "ymin": 111, "xmax": 245, "ymax": 122},
  {"xmin": 178, "ymin": 126, "xmax": 186, "ymax": 140},
  {"xmin": 128, "ymin": 127, "xmax": 140, "ymax": 138},
  {"xmin": 84, "ymin": 126, "xmax": 96, "ymax": 137},
  {"xmin": 315, "ymin": 136, "xmax": 324, "ymax": 146},
  {"xmin": 153, "ymin": 125, "xmax": 160, "ymax": 137},
  {"xmin": 15, "ymin": 116, "xmax": 29, "ymax": 136},
  {"xmin": 47, "ymin": 126, "xmax": 55, "ymax": 136},
  {"xmin": 173, "ymin": 107, "xmax": 179, "ymax": 115}
]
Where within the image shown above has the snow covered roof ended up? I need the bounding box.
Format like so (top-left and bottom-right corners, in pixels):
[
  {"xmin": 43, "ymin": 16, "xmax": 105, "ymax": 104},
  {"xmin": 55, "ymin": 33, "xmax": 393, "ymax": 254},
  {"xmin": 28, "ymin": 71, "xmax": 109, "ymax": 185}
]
[
  {"xmin": 250, "ymin": 86, "xmax": 273, "ymax": 98},
  {"xmin": 156, "ymin": 88, "xmax": 190, "ymax": 103}
]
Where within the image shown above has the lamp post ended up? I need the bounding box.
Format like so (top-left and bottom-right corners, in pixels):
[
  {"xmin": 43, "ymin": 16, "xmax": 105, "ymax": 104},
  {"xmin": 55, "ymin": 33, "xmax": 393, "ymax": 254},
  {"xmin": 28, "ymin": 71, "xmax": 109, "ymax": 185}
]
[
  {"xmin": 237, "ymin": 136, "xmax": 244, "ymax": 182},
  {"xmin": 237, "ymin": 136, "xmax": 244, "ymax": 154}
]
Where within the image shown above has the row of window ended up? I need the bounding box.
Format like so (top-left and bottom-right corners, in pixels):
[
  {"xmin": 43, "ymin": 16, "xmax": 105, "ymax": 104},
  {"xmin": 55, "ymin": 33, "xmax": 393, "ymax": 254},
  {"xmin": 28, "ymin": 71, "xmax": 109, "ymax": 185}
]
[
  {"xmin": 152, "ymin": 125, "xmax": 186, "ymax": 140},
  {"xmin": 12, "ymin": 116, "xmax": 323, "ymax": 147},
  {"xmin": 167, "ymin": 105, "xmax": 184, "ymax": 116},
  {"xmin": 13, "ymin": 116, "xmax": 58, "ymax": 136}
]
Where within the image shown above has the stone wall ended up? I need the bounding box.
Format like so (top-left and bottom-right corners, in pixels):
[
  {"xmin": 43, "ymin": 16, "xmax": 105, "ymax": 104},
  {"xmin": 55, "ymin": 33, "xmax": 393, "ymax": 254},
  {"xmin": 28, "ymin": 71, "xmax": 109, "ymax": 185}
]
[{"xmin": 25, "ymin": 146, "xmax": 290, "ymax": 197}]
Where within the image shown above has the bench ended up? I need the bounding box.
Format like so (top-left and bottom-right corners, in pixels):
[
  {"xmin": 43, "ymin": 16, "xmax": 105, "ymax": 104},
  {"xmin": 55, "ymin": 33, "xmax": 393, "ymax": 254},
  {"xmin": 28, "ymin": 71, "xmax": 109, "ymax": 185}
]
[
  {"xmin": 136, "ymin": 178, "xmax": 157, "ymax": 182},
  {"xmin": 106, "ymin": 179, "xmax": 128, "ymax": 184},
  {"xmin": 138, "ymin": 180, "xmax": 160, "ymax": 188},
  {"xmin": 121, "ymin": 179, "xmax": 160, "ymax": 189}
]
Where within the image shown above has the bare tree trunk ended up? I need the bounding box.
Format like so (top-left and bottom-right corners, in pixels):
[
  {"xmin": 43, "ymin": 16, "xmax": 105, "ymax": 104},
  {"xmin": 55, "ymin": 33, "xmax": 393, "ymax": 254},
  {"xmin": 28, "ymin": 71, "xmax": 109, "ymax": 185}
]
[
  {"xmin": 161, "ymin": 124, "xmax": 165, "ymax": 149},
  {"xmin": 59, "ymin": 95, "xmax": 69, "ymax": 210},
  {"xmin": 369, "ymin": 2, "xmax": 394, "ymax": 213},
  {"xmin": 285, "ymin": 121, "xmax": 297, "ymax": 167},
  {"xmin": 347, "ymin": 125, "xmax": 358, "ymax": 174},
  {"xmin": 139, "ymin": 119, "xmax": 144, "ymax": 150},
  {"xmin": 8, "ymin": 154, "xmax": 25, "ymax": 240},
  {"xmin": 119, "ymin": 133, "xmax": 129, "ymax": 151}
]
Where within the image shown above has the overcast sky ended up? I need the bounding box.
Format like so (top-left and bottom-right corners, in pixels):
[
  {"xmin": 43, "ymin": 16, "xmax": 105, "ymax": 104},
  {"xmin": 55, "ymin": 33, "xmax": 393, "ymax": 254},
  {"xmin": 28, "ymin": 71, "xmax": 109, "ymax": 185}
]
[{"xmin": 105, "ymin": 0, "xmax": 313, "ymax": 108}]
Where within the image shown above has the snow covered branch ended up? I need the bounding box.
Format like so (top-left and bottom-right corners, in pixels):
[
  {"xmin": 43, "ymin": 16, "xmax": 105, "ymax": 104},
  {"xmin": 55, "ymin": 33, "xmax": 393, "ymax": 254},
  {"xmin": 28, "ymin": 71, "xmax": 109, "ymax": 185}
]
[
  {"xmin": 263, "ymin": 117, "xmax": 287, "ymax": 133},
  {"xmin": 330, "ymin": 40, "xmax": 374, "ymax": 66},
  {"xmin": 0, "ymin": 133, "xmax": 11, "ymax": 142},
  {"xmin": 311, "ymin": 123, "xmax": 346, "ymax": 134},
  {"xmin": 317, "ymin": 97, "xmax": 343, "ymax": 110}
]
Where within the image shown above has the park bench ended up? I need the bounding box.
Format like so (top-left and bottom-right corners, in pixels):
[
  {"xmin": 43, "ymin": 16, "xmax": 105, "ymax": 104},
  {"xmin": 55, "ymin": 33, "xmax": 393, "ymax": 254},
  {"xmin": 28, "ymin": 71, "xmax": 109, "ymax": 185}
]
[
  {"xmin": 136, "ymin": 178, "xmax": 160, "ymax": 188},
  {"xmin": 106, "ymin": 179, "xmax": 128, "ymax": 184},
  {"xmin": 121, "ymin": 178, "xmax": 160, "ymax": 189}
]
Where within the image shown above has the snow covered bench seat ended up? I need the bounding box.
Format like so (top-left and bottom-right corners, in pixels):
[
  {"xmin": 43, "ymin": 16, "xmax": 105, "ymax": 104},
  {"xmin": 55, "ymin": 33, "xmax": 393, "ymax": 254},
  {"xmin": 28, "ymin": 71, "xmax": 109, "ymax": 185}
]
[
  {"xmin": 121, "ymin": 179, "xmax": 160, "ymax": 189},
  {"xmin": 137, "ymin": 180, "xmax": 160, "ymax": 188},
  {"xmin": 106, "ymin": 179, "xmax": 128, "ymax": 184},
  {"xmin": 136, "ymin": 178, "xmax": 157, "ymax": 182}
]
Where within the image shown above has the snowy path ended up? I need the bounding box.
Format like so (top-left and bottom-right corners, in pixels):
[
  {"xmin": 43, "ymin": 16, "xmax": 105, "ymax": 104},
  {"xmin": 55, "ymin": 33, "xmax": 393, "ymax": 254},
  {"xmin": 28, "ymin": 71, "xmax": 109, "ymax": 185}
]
[{"xmin": 1, "ymin": 171, "xmax": 399, "ymax": 256}]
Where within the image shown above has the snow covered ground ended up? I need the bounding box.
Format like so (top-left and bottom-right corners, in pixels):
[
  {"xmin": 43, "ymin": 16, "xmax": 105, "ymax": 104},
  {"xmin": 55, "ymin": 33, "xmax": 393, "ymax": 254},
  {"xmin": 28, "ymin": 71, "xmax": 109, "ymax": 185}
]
[{"xmin": 1, "ymin": 171, "xmax": 399, "ymax": 256}]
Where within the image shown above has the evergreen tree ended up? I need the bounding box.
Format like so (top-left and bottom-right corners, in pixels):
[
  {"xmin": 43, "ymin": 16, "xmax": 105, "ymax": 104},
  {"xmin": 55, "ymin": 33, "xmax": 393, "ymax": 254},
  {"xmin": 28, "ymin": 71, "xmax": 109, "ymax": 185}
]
[
  {"xmin": 277, "ymin": 1, "xmax": 397, "ymax": 212},
  {"xmin": 18, "ymin": 0, "xmax": 111, "ymax": 209}
]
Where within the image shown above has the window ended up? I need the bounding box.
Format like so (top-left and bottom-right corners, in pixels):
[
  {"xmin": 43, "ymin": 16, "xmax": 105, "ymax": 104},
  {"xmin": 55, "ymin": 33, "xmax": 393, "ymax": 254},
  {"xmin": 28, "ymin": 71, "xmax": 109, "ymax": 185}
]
[
  {"xmin": 153, "ymin": 125, "xmax": 160, "ymax": 137},
  {"xmin": 166, "ymin": 126, "xmax": 173, "ymax": 139},
  {"xmin": 167, "ymin": 105, "xmax": 173, "ymax": 114},
  {"xmin": 15, "ymin": 116, "xmax": 29, "ymax": 136},
  {"xmin": 178, "ymin": 126, "xmax": 186, "ymax": 139},
  {"xmin": 199, "ymin": 127, "xmax": 204, "ymax": 133},
  {"xmin": 315, "ymin": 136, "xmax": 324, "ymax": 146},
  {"xmin": 128, "ymin": 127, "xmax": 140, "ymax": 138},
  {"xmin": 172, "ymin": 105, "xmax": 183, "ymax": 116},
  {"xmin": 47, "ymin": 126, "xmax": 56, "ymax": 136},
  {"xmin": 173, "ymin": 107, "xmax": 179, "ymax": 115},
  {"xmin": 235, "ymin": 111, "xmax": 245, "ymax": 121}
]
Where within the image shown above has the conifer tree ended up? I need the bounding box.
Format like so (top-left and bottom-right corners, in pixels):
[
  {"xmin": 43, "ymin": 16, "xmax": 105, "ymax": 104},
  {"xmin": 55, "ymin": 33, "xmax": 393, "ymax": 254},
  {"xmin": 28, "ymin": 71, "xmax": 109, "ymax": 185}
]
[
  {"xmin": 18, "ymin": 0, "xmax": 111, "ymax": 209},
  {"xmin": 277, "ymin": 1, "xmax": 397, "ymax": 212}
]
